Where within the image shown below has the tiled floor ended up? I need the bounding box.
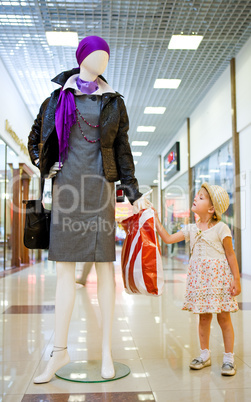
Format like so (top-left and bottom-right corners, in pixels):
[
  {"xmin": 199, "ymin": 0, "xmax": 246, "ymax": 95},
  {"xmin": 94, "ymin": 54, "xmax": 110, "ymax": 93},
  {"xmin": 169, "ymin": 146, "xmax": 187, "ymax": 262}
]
[{"xmin": 0, "ymin": 249, "xmax": 251, "ymax": 402}]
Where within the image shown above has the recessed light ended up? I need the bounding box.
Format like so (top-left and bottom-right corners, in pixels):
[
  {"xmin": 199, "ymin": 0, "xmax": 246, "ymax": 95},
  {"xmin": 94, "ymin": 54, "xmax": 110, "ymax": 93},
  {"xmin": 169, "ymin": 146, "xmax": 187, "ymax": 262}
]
[
  {"xmin": 144, "ymin": 107, "xmax": 166, "ymax": 114},
  {"xmin": 153, "ymin": 180, "xmax": 159, "ymax": 183},
  {"xmin": 132, "ymin": 152, "xmax": 142, "ymax": 157},
  {"xmin": 168, "ymin": 35, "xmax": 203, "ymax": 50},
  {"xmin": 0, "ymin": 14, "xmax": 33, "ymax": 26},
  {"xmin": 132, "ymin": 141, "xmax": 149, "ymax": 146},
  {"xmin": 137, "ymin": 126, "xmax": 156, "ymax": 132},
  {"xmin": 154, "ymin": 79, "xmax": 181, "ymax": 89},
  {"xmin": 46, "ymin": 31, "xmax": 78, "ymax": 47},
  {"xmin": 134, "ymin": 160, "xmax": 138, "ymax": 165}
]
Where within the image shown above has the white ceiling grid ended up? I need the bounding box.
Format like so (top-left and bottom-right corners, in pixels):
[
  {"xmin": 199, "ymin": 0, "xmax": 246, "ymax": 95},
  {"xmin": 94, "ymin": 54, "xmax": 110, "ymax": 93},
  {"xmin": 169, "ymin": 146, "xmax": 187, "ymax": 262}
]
[{"xmin": 0, "ymin": 0, "xmax": 251, "ymax": 185}]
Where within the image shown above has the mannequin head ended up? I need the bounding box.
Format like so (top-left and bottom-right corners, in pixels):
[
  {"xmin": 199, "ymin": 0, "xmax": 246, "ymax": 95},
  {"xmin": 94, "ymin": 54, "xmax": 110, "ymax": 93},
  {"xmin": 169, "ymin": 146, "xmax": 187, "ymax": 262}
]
[
  {"xmin": 76, "ymin": 36, "xmax": 110, "ymax": 81},
  {"xmin": 80, "ymin": 50, "xmax": 109, "ymax": 81}
]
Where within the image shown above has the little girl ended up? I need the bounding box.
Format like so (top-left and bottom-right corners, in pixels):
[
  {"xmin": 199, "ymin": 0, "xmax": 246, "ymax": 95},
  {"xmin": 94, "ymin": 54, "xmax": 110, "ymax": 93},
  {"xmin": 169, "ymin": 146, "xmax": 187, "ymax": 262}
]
[{"xmin": 154, "ymin": 183, "xmax": 241, "ymax": 376}]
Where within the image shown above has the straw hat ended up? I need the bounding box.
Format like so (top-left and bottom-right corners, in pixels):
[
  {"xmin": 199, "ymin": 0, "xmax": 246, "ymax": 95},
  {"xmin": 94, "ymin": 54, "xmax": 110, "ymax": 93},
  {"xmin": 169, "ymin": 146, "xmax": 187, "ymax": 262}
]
[{"xmin": 201, "ymin": 182, "xmax": 229, "ymax": 220}]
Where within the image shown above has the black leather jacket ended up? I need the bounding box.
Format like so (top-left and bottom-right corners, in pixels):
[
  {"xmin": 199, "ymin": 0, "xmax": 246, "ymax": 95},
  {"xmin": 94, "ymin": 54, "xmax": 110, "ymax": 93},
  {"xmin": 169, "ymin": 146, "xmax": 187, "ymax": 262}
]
[{"xmin": 28, "ymin": 68, "xmax": 142, "ymax": 204}]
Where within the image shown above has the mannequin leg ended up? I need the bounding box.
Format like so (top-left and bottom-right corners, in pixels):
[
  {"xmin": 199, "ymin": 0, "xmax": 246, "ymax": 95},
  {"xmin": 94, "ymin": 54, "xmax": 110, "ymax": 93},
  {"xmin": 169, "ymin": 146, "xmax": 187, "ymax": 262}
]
[
  {"xmin": 76, "ymin": 262, "xmax": 93, "ymax": 286},
  {"xmin": 95, "ymin": 262, "xmax": 115, "ymax": 379},
  {"xmin": 34, "ymin": 262, "xmax": 76, "ymax": 384}
]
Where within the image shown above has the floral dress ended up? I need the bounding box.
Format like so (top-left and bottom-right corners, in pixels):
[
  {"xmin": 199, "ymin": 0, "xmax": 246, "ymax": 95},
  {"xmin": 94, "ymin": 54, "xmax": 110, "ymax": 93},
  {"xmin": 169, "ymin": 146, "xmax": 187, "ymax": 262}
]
[{"xmin": 181, "ymin": 222, "xmax": 239, "ymax": 314}]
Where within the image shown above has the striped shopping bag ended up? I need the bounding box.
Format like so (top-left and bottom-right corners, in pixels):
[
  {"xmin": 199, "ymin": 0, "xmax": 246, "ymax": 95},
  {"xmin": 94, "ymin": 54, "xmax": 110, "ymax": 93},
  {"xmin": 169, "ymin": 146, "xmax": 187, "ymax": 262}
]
[{"xmin": 121, "ymin": 208, "xmax": 164, "ymax": 296}]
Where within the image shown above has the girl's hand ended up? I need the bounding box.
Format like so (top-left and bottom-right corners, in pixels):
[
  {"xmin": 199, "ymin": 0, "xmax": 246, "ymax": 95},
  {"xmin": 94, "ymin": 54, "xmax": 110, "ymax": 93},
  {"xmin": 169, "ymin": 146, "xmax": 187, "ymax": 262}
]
[
  {"xmin": 153, "ymin": 207, "xmax": 158, "ymax": 219},
  {"xmin": 152, "ymin": 208, "xmax": 161, "ymax": 225},
  {"xmin": 230, "ymin": 278, "xmax": 241, "ymax": 296},
  {"xmin": 152, "ymin": 208, "xmax": 185, "ymax": 244}
]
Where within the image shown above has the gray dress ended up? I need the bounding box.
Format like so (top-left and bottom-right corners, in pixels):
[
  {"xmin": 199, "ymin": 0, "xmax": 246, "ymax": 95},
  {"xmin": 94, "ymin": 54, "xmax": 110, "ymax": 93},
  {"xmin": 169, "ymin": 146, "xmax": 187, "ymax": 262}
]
[{"xmin": 48, "ymin": 95, "xmax": 115, "ymax": 262}]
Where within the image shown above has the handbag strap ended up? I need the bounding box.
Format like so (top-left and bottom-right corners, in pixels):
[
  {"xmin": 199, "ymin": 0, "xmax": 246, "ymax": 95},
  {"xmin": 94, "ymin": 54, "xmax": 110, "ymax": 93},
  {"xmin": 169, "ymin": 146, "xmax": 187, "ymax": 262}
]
[{"xmin": 40, "ymin": 176, "xmax": 45, "ymax": 200}]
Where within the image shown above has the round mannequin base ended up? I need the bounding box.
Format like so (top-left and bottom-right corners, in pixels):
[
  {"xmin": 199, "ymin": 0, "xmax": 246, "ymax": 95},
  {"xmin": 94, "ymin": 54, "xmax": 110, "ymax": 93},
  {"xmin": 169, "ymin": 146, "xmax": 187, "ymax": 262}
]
[{"xmin": 55, "ymin": 361, "xmax": 130, "ymax": 383}]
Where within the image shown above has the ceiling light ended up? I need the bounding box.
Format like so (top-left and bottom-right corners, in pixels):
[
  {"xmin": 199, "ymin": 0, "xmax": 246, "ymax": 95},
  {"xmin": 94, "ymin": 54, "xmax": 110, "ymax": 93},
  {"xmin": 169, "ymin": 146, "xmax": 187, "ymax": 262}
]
[
  {"xmin": 144, "ymin": 107, "xmax": 166, "ymax": 114},
  {"xmin": 154, "ymin": 79, "xmax": 181, "ymax": 89},
  {"xmin": 2, "ymin": 1, "xmax": 27, "ymax": 4},
  {"xmin": 134, "ymin": 161, "xmax": 138, "ymax": 165},
  {"xmin": 46, "ymin": 31, "xmax": 78, "ymax": 47},
  {"xmin": 0, "ymin": 14, "xmax": 33, "ymax": 26},
  {"xmin": 168, "ymin": 35, "xmax": 203, "ymax": 50},
  {"xmin": 137, "ymin": 126, "xmax": 156, "ymax": 132},
  {"xmin": 132, "ymin": 152, "xmax": 142, "ymax": 157},
  {"xmin": 132, "ymin": 141, "xmax": 149, "ymax": 146},
  {"xmin": 153, "ymin": 180, "xmax": 159, "ymax": 183}
]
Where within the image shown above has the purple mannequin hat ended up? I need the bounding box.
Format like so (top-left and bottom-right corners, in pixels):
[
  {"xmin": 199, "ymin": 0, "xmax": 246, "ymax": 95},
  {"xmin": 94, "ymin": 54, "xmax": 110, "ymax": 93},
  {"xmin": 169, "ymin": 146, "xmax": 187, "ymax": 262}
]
[{"xmin": 76, "ymin": 35, "xmax": 110, "ymax": 66}]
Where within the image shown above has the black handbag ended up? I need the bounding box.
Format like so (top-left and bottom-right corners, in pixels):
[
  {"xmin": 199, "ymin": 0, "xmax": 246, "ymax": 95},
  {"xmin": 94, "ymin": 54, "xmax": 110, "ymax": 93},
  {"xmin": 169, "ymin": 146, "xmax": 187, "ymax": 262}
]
[{"xmin": 23, "ymin": 179, "xmax": 51, "ymax": 249}]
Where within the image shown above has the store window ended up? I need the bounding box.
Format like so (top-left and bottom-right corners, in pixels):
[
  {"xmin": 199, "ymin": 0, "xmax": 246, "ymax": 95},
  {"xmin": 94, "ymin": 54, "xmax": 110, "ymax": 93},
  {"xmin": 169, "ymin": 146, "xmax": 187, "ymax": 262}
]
[
  {"xmin": 192, "ymin": 140, "xmax": 234, "ymax": 242},
  {"xmin": 0, "ymin": 136, "xmax": 42, "ymax": 270},
  {"xmin": 0, "ymin": 139, "xmax": 19, "ymax": 270},
  {"xmin": 162, "ymin": 173, "xmax": 190, "ymax": 263},
  {"xmin": 0, "ymin": 140, "xmax": 6, "ymax": 269}
]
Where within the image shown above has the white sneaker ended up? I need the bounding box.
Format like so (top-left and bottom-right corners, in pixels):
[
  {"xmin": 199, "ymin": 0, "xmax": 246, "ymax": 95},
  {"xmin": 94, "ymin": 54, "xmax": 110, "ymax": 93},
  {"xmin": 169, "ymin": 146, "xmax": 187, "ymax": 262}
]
[
  {"xmin": 189, "ymin": 356, "xmax": 211, "ymax": 370},
  {"xmin": 221, "ymin": 362, "xmax": 236, "ymax": 376}
]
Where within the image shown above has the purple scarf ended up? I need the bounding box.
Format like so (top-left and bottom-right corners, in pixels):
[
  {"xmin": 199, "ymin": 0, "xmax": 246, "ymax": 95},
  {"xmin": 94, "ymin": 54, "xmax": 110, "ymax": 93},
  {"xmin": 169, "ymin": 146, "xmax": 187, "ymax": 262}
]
[
  {"xmin": 55, "ymin": 88, "xmax": 76, "ymax": 164},
  {"xmin": 76, "ymin": 76, "xmax": 98, "ymax": 94},
  {"xmin": 55, "ymin": 78, "xmax": 99, "ymax": 164}
]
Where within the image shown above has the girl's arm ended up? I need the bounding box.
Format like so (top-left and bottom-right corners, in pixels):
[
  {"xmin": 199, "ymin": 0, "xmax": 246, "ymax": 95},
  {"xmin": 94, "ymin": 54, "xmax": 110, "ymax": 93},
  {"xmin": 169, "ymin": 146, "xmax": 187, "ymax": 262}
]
[
  {"xmin": 223, "ymin": 237, "xmax": 241, "ymax": 296},
  {"xmin": 154, "ymin": 209, "xmax": 185, "ymax": 244}
]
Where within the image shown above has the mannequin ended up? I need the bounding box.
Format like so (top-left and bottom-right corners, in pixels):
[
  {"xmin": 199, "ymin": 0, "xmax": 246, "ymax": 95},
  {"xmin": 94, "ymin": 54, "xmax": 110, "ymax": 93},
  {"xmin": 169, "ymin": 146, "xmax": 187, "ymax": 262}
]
[
  {"xmin": 33, "ymin": 261, "xmax": 115, "ymax": 383},
  {"xmin": 76, "ymin": 262, "xmax": 93, "ymax": 285},
  {"xmin": 28, "ymin": 36, "xmax": 147, "ymax": 384}
]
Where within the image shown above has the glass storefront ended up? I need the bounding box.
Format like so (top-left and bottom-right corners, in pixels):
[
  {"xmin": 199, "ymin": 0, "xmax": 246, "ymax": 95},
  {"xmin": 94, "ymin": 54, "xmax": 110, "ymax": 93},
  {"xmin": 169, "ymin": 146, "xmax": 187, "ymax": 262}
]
[
  {"xmin": 0, "ymin": 138, "xmax": 40, "ymax": 270},
  {"xmin": 0, "ymin": 140, "xmax": 6, "ymax": 268},
  {"xmin": 161, "ymin": 173, "xmax": 190, "ymax": 263},
  {"xmin": 161, "ymin": 140, "xmax": 234, "ymax": 264},
  {"xmin": 0, "ymin": 140, "xmax": 19, "ymax": 269},
  {"xmin": 192, "ymin": 139, "xmax": 234, "ymax": 243}
]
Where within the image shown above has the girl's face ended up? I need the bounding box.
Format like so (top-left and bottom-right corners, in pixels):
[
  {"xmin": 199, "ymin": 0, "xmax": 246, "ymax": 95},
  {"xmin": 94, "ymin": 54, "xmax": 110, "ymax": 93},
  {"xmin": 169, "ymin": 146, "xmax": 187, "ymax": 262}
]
[{"xmin": 191, "ymin": 188, "xmax": 214, "ymax": 217}]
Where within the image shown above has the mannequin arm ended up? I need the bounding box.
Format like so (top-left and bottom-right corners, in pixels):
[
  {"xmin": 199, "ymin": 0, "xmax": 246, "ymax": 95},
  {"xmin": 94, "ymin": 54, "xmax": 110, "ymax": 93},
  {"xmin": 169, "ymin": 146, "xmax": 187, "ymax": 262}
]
[
  {"xmin": 114, "ymin": 97, "xmax": 142, "ymax": 204},
  {"xmin": 48, "ymin": 162, "xmax": 63, "ymax": 178},
  {"xmin": 28, "ymin": 97, "xmax": 50, "ymax": 166}
]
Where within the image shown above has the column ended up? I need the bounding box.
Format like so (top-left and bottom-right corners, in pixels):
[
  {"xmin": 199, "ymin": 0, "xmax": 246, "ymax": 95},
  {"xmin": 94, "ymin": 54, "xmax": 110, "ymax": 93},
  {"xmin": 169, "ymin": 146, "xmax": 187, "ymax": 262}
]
[
  {"xmin": 11, "ymin": 168, "xmax": 21, "ymax": 267},
  {"xmin": 230, "ymin": 58, "xmax": 242, "ymax": 271}
]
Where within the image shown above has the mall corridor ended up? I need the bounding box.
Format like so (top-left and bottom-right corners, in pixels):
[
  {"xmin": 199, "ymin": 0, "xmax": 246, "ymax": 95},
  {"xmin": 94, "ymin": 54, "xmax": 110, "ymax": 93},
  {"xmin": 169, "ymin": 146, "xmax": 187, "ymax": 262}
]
[
  {"xmin": 0, "ymin": 1, "xmax": 251, "ymax": 401},
  {"xmin": 0, "ymin": 247, "xmax": 251, "ymax": 402}
]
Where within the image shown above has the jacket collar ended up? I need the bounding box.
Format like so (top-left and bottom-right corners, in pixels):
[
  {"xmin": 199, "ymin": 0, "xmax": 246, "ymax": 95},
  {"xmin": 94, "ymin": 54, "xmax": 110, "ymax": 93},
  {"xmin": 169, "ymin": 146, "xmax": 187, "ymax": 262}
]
[
  {"xmin": 101, "ymin": 92, "xmax": 121, "ymax": 108},
  {"xmin": 51, "ymin": 68, "xmax": 80, "ymax": 86},
  {"xmin": 63, "ymin": 74, "xmax": 116, "ymax": 95},
  {"xmin": 51, "ymin": 69, "xmax": 121, "ymax": 102}
]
